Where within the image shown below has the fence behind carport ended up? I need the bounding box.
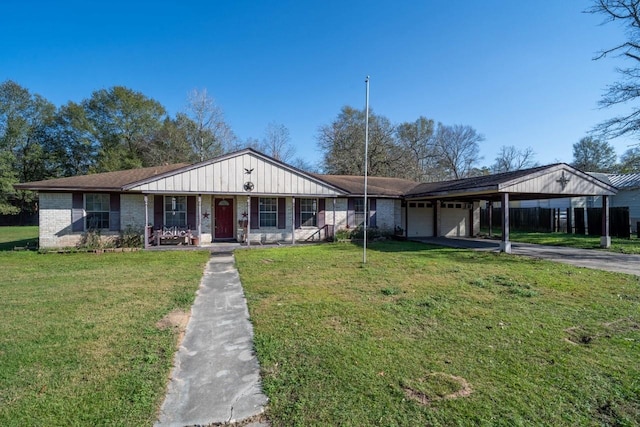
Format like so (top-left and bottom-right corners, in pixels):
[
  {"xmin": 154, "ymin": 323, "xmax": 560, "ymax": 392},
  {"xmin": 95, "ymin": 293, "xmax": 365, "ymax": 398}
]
[{"xmin": 480, "ymin": 206, "xmax": 630, "ymax": 238}]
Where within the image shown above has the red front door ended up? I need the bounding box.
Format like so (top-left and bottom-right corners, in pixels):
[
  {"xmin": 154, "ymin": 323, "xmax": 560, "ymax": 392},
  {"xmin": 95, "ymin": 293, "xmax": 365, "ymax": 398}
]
[{"xmin": 214, "ymin": 198, "xmax": 234, "ymax": 239}]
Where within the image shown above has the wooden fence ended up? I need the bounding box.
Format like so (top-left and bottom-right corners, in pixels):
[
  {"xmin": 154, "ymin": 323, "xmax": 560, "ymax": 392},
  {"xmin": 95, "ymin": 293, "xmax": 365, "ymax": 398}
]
[{"xmin": 480, "ymin": 206, "xmax": 630, "ymax": 238}]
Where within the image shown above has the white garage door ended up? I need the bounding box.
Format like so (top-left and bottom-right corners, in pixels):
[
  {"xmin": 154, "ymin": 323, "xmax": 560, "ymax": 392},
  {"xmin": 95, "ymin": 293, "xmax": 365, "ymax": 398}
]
[
  {"xmin": 407, "ymin": 201, "xmax": 434, "ymax": 237},
  {"xmin": 441, "ymin": 202, "xmax": 469, "ymax": 237}
]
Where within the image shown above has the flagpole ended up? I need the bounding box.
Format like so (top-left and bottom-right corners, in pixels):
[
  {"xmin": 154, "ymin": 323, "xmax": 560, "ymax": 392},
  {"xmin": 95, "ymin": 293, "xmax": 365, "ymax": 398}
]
[{"xmin": 363, "ymin": 76, "xmax": 370, "ymax": 264}]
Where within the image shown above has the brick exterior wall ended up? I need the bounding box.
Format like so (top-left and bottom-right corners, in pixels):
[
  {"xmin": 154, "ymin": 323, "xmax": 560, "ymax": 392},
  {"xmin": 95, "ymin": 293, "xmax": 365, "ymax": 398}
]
[
  {"xmin": 38, "ymin": 193, "xmax": 406, "ymax": 248},
  {"xmin": 39, "ymin": 192, "xmax": 76, "ymax": 248}
]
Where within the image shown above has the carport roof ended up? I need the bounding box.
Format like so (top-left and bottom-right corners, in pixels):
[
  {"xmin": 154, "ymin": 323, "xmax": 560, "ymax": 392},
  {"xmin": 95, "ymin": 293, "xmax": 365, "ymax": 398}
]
[{"xmin": 405, "ymin": 163, "xmax": 618, "ymax": 201}]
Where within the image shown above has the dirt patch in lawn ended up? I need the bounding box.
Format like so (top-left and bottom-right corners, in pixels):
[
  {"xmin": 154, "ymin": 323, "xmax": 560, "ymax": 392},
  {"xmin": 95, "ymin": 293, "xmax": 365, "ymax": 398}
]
[
  {"xmin": 402, "ymin": 372, "xmax": 473, "ymax": 406},
  {"xmin": 156, "ymin": 309, "xmax": 191, "ymax": 344},
  {"xmin": 564, "ymin": 318, "xmax": 639, "ymax": 346}
]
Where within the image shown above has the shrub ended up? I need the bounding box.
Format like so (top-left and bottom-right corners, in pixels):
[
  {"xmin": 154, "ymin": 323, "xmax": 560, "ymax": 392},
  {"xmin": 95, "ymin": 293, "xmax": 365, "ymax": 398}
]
[{"xmin": 118, "ymin": 226, "xmax": 144, "ymax": 248}]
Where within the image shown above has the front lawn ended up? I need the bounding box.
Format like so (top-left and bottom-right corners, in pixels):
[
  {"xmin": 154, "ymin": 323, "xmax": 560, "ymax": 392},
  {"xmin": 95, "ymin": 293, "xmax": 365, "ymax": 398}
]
[
  {"xmin": 236, "ymin": 241, "xmax": 640, "ymax": 426},
  {"xmin": 0, "ymin": 249, "xmax": 210, "ymax": 426},
  {"xmin": 0, "ymin": 225, "xmax": 38, "ymax": 251}
]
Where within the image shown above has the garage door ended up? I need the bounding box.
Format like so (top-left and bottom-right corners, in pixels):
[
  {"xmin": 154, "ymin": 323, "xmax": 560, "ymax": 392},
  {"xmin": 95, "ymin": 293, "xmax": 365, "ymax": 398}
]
[
  {"xmin": 407, "ymin": 201, "xmax": 434, "ymax": 237},
  {"xmin": 441, "ymin": 202, "xmax": 469, "ymax": 237}
]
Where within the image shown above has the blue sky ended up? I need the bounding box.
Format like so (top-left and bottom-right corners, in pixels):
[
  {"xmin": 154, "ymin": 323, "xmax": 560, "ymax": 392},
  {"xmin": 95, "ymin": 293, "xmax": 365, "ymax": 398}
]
[{"xmin": 1, "ymin": 0, "xmax": 635, "ymax": 170}]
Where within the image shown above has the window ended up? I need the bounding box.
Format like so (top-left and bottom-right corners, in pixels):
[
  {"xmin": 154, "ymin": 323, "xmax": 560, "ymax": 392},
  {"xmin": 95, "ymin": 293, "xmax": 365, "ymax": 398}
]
[
  {"xmin": 299, "ymin": 198, "xmax": 317, "ymax": 227},
  {"xmin": 259, "ymin": 197, "xmax": 277, "ymax": 227},
  {"xmin": 354, "ymin": 198, "xmax": 366, "ymax": 226},
  {"xmin": 165, "ymin": 196, "xmax": 187, "ymax": 227},
  {"xmin": 85, "ymin": 193, "xmax": 110, "ymax": 230}
]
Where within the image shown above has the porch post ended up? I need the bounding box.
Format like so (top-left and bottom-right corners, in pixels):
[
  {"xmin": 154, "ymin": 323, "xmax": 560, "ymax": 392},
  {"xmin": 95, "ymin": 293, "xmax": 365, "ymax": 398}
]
[
  {"xmin": 144, "ymin": 194, "xmax": 149, "ymax": 249},
  {"xmin": 500, "ymin": 192, "xmax": 511, "ymax": 253},
  {"xmin": 291, "ymin": 196, "xmax": 296, "ymax": 245},
  {"xmin": 246, "ymin": 196, "xmax": 251, "ymax": 247},
  {"xmin": 333, "ymin": 198, "xmax": 336, "ymax": 238},
  {"xmin": 600, "ymin": 195, "xmax": 611, "ymax": 248},
  {"xmin": 197, "ymin": 194, "xmax": 202, "ymax": 247}
]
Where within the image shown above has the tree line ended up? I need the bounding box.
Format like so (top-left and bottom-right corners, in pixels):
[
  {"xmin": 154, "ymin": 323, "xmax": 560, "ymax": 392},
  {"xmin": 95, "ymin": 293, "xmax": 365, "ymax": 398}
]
[
  {"xmin": 2, "ymin": 78, "xmax": 640, "ymax": 219},
  {"xmin": 0, "ymin": 81, "xmax": 305, "ymax": 216}
]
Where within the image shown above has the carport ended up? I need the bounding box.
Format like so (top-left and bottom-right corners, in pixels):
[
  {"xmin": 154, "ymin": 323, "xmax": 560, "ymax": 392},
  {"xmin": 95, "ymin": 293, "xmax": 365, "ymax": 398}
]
[{"xmin": 404, "ymin": 163, "xmax": 618, "ymax": 253}]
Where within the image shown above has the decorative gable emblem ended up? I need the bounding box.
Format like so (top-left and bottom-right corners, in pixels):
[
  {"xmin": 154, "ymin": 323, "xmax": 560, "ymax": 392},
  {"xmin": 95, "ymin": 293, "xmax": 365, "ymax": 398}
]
[{"xmin": 556, "ymin": 171, "xmax": 570, "ymax": 190}]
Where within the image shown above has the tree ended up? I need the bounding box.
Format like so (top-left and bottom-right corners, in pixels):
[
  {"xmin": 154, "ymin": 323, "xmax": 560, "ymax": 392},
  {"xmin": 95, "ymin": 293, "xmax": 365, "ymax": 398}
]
[
  {"xmin": 260, "ymin": 122, "xmax": 296, "ymax": 162},
  {"xmin": 396, "ymin": 116, "xmax": 436, "ymax": 181},
  {"xmin": 184, "ymin": 88, "xmax": 235, "ymax": 161},
  {"xmin": 44, "ymin": 101, "xmax": 98, "ymax": 177},
  {"xmin": 317, "ymin": 106, "xmax": 408, "ymax": 177},
  {"xmin": 589, "ymin": 0, "xmax": 640, "ymax": 139},
  {"xmin": 571, "ymin": 136, "xmax": 618, "ymax": 172},
  {"xmin": 492, "ymin": 145, "xmax": 538, "ymax": 173},
  {"xmin": 619, "ymin": 145, "xmax": 640, "ymax": 172},
  {"xmin": 144, "ymin": 115, "xmax": 198, "ymax": 165},
  {"xmin": 83, "ymin": 86, "xmax": 166, "ymax": 172},
  {"xmin": 433, "ymin": 124, "xmax": 484, "ymax": 179},
  {"xmin": 0, "ymin": 80, "xmax": 56, "ymax": 215}
]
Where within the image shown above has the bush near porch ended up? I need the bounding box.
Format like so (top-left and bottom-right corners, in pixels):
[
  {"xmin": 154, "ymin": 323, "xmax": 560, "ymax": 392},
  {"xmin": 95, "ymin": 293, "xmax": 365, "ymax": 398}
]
[{"xmin": 236, "ymin": 242, "xmax": 640, "ymax": 426}]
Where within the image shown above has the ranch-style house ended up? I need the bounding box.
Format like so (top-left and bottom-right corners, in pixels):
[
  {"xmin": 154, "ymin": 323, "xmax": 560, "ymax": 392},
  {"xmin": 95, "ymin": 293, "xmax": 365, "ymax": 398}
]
[{"xmin": 15, "ymin": 148, "xmax": 618, "ymax": 253}]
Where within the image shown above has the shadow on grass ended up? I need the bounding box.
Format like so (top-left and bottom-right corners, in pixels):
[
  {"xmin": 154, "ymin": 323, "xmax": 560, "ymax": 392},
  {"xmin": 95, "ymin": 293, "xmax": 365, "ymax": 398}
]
[
  {"xmin": 0, "ymin": 238, "xmax": 38, "ymax": 252},
  {"xmin": 345, "ymin": 238, "xmax": 479, "ymax": 253}
]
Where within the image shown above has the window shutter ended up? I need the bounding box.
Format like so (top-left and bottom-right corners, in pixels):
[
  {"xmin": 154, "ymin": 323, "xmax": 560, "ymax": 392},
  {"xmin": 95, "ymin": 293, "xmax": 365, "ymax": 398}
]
[
  {"xmin": 72, "ymin": 193, "xmax": 84, "ymax": 232},
  {"xmin": 250, "ymin": 197, "xmax": 259, "ymax": 229},
  {"xmin": 317, "ymin": 198, "xmax": 325, "ymax": 228},
  {"xmin": 277, "ymin": 198, "xmax": 286, "ymax": 229},
  {"xmin": 347, "ymin": 198, "xmax": 355, "ymax": 228},
  {"xmin": 187, "ymin": 196, "xmax": 196, "ymax": 229},
  {"xmin": 369, "ymin": 198, "xmax": 377, "ymax": 228},
  {"xmin": 154, "ymin": 195, "xmax": 163, "ymax": 229},
  {"xmin": 295, "ymin": 198, "xmax": 301, "ymax": 228},
  {"xmin": 109, "ymin": 193, "xmax": 121, "ymax": 231}
]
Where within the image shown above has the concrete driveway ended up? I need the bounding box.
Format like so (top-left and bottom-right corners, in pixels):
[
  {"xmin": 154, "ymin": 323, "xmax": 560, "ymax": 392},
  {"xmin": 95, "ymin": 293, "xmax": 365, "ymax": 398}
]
[{"xmin": 417, "ymin": 237, "xmax": 640, "ymax": 276}]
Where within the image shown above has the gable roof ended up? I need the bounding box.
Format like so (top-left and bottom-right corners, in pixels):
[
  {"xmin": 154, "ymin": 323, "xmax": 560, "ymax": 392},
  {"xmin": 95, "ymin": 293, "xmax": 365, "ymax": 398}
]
[
  {"xmin": 14, "ymin": 153, "xmax": 618, "ymax": 200},
  {"xmin": 13, "ymin": 163, "xmax": 189, "ymax": 192},
  {"xmin": 406, "ymin": 163, "xmax": 617, "ymax": 200}
]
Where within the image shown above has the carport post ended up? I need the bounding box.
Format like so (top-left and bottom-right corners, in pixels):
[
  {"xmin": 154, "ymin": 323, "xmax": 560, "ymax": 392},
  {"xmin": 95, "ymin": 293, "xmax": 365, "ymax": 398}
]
[
  {"xmin": 488, "ymin": 201, "xmax": 493, "ymax": 237},
  {"xmin": 500, "ymin": 192, "xmax": 511, "ymax": 253},
  {"xmin": 601, "ymin": 195, "xmax": 611, "ymax": 248}
]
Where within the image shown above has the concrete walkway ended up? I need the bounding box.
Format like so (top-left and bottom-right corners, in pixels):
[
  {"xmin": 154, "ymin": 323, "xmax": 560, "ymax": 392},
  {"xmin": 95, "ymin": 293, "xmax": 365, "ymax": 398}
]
[
  {"xmin": 419, "ymin": 237, "xmax": 640, "ymax": 276},
  {"xmin": 155, "ymin": 252, "xmax": 268, "ymax": 427}
]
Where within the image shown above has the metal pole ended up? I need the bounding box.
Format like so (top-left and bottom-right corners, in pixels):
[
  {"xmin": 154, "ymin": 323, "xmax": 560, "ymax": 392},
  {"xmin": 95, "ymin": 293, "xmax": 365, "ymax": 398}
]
[{"xmin": 363, "ymin": 76, "xmax": 370, "ymax": 264}]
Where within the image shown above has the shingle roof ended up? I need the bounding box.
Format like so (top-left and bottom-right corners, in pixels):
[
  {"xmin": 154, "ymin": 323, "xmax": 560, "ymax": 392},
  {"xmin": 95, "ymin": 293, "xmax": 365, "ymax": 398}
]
[
  {"xmin": 13, "ymin": 163, "xmax": 189, "ymax": 191},
  {"xmin": 311, "ymin": 174, "xmax": 420, "ymax": 197}
]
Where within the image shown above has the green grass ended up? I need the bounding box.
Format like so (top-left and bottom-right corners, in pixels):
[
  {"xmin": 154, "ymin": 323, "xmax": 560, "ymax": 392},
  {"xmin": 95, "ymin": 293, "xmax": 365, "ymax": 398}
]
[
  {"xmin": 0, "ymin": 246, "xmax": 210, "ymax": 426},
  {"xmin": 236, "ymin": 241, "xmax": 640, "ymax": 426},
  {"xmin": 0, "ymin": 225, "xmax": 38, "ymax": 251},
  {"xmin": 483, "ymin": 229, "xmax": 640, "ymax": 254}
]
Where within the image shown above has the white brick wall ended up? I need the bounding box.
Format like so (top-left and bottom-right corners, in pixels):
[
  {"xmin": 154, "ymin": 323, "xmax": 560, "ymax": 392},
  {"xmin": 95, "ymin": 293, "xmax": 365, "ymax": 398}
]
[
  {"xmin": 39, "ymin": 193, "xmax": 76, "ymax": 248},
  {"xmin": 38, "ymin": 192, "xmax": 407, "ymax": 247},
  {"xmin": 121, "ymin": 194, "xmax": 145, "ymax": 230},
  {"xmin": 375, "ymin": 199, "xmax": 396, "ymax": 231}
]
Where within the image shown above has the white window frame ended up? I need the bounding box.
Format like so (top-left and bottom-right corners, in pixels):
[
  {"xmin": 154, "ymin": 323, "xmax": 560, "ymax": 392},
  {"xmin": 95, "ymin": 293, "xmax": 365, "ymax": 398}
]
[
  {"xmin": 164, "ymin": 196, "xmax": 187, "ymax": 227},
  {"xmin": 85, "ymin": 193, "xmax": 110, "ymax": 230},
  {"xmin": 299, "ymin": 198, "xmax": 318, "ymax": 227},
  {"xmin": 259, "ymin": 197, "xmax": 277, "ymax": 228}
]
